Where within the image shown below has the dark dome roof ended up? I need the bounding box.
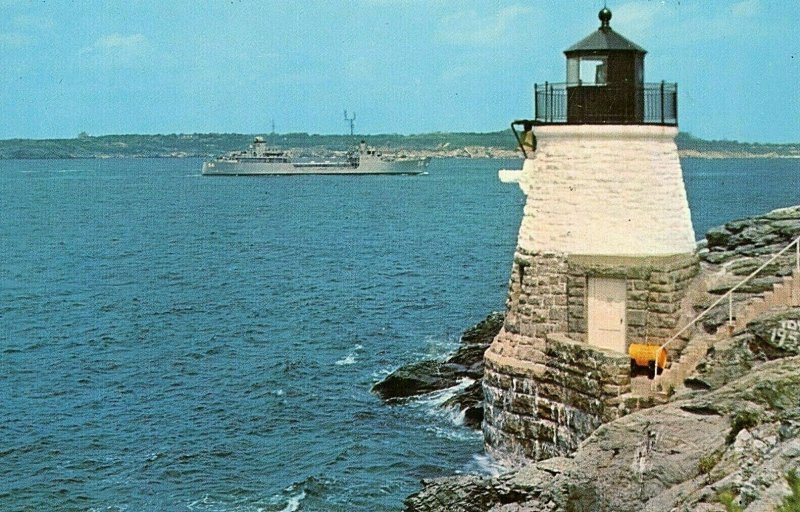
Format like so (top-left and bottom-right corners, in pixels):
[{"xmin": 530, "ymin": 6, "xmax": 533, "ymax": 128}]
[{"xmin": 565, "ymin": 8, "xmax": 646, "ymax": 54}]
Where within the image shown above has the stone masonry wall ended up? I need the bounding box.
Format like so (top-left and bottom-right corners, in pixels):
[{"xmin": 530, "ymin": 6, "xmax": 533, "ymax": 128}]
[
  {"xmin": 483, "ymin": 250, "xmax": 699, "ymax": 465},
  {"xmin": 484, "ymin": 333, "xmax": 630, "ymax": 465},
  {"xmin": 502, "ymin": 249, "xmax": 568, "ymax": 347},
  {"xmin": 566, "ymin": 254, "xmax": 699, "ymax": 347}
]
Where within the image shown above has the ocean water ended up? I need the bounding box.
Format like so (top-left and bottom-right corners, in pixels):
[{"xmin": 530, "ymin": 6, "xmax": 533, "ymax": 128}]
[{"xmin": 0, "ymin": 156, "xmax": 798, "ymax": 511}]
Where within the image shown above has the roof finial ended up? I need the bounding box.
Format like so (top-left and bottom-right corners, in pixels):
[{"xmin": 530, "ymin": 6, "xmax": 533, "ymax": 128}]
[{"xmin": 599, "ymin": 6, "xmax": 612, "ymax": 30}]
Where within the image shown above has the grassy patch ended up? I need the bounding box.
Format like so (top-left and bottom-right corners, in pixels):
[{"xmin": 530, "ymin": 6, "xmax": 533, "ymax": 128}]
[
  {"xmin": 718, "ymin": 489, "xmax": 744, "ymax": 512},
  {"xmin": 726, "ymin": 410, "xmax": 761, "ymax": 444},
  {"xmin": 778, "ymin": 469, "xmax": 800, "ymax": 512},
  {"xmin": 698, "ymin": 449, "xmax": 724, "ymax": 475}
]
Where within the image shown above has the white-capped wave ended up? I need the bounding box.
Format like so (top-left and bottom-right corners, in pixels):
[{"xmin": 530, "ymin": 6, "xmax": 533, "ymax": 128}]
[
  {"xmin": 464, "ymin": 453, "xmax": 506, "ymax": 477},
  {"xmin": 400, "ymin": 378, "xmax": 484, "ymax": 442},
  {"xmin": 335, "ymin": 354, "xmax": 357, "ymax": 366},
  {"xmin": 424, "ymin": 424, "xmax": 482, "ymax": 442},
  {"xmin": 413, "ymin": 377, "xmax": 475, "ymax": 411},
  {"xmin": 277, "ymin": 490, "xmax": 305, "ymax": 512},
  {"xmin": 335, "ymin": 344, "xmax": 362, "ymax": 366},
  {"xmin": 371, "ymin": 366, "xmax": 394, "ymax": 381},
  {"xmin": 414, "ymin": 334, "xmax": 461, "ymax": 360}
]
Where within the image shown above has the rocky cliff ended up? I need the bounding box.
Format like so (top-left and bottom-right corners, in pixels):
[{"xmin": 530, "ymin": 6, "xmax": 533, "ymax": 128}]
[{"xmin": 405, "ymin": 206, "xmax": 800, "ymax": 512}]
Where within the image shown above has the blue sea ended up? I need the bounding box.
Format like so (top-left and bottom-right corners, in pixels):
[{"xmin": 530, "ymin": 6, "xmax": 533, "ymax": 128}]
[{"xmin": 1, "ymin": 157, "xmax": 798, "ymax": 511}]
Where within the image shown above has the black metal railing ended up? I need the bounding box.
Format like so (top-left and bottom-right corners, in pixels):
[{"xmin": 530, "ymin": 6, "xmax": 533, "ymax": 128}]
[{"xmin": 533, "ymin": 81, "xmax": 678, "ymax": 126}]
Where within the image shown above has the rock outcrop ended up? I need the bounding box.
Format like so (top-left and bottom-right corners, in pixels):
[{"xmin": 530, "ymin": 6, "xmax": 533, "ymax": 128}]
[
  {"xmin": 406, "ymin": 309, "xmax": 800, "ymax": 511},
  {"xmin": 703, "ymin": 206, "xmax": 800, "ymax": 266},
  {"xmin": 372, "ymin": 312, "xmax": 504, "ymax": 428},
  {"xmin": 405, "ymin": 206, "xmax": 800, "ymax": 511}
]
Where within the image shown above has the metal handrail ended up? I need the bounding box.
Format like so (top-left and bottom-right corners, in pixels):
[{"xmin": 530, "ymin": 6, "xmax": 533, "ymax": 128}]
[
  {"xmin": 653, "ymin": 235, "xmax": 800, "ymax": 379},
  {"xmin": 533, "ymin": 81, "xmax": 678, "ymax": 126}
]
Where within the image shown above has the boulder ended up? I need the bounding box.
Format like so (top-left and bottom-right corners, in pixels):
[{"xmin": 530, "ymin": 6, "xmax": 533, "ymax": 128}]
[
  {"xmin": 371, "ymin": 360, "xmax": 464, "ymax": 401},
  {"xmin": 372, "ymin": 312, "xmax": 504, "ymax": 424}
]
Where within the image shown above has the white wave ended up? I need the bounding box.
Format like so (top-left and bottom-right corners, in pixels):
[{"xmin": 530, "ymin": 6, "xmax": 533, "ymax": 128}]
[
  {"xmin": 335, "ymin": 353, "xmax": 357, "ymax": 366},
  {"xmin": 371, "ymin": 366, "xmax": 394, "ymax": 381},
  {"xmin": 399, "ymin": 378, "xmax": 486, "ymax": 442},
  {"xmin": 335, "ymin": 344, "xmax": 362, "ymax": 366},
  {"xmin": 186, "ymin": 494, "xmax": 211, "ymax": 510},
  {"xmin": 414, "ymin": 335, "xmax": 461, "ymax": 360},
  {"xmin": 277, "ymin": 490, "xmax": 306, "ymax": 512},
  {"xmin": 424, "ymin": 424, "xmax": 482, "ymax": 442},
  {"xmin": 463, "ymin": 453, "xmax": 506, "ymax": 477},
  {"xmin": 414, "ymin": 377, "xmax": 475, "ymax": 410}
]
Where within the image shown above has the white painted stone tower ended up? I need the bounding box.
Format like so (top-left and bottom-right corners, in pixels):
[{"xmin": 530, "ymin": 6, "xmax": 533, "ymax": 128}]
[{"xmin": 484, "ymin": 8, "xmax": 699, "ymax": 464}]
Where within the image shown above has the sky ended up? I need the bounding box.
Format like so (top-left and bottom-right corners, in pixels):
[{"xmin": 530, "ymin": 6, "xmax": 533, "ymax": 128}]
[{"xmin": 1, "ymin": 0, "xmax": 798, "ymax": 142}]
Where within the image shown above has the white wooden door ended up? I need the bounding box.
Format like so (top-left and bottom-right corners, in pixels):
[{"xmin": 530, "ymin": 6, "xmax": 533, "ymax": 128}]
[{"xmin": 587, "ymin": 277, "xmax": 627, "ymax": 353}]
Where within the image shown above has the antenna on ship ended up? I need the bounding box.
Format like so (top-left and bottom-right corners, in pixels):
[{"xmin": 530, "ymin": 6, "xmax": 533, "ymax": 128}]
[
  {"xmin": 344, "ymin": 110, "xmax": 356, "ymax": 136},
  {"xmin": 271, "ymin": 119, "xmax": 276, "ymax": 135}
]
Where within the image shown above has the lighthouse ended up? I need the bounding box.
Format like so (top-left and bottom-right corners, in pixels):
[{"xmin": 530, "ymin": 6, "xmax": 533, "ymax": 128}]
[{"xmin": 484, "ymin": 8, "xmax": 699, "ymax": 464}]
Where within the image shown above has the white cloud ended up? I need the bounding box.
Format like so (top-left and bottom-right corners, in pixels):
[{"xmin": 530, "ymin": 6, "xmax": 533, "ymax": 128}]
[
  {"xmin": 731, "ymin": 0, "xmax": 760, "ymax": 18},
  {"xmin": 0, "ymin": 15, "xmax": 53, "ymax": 49},
  {"xmin": 610, "ymin": 0, "xmax": 764, "ymax": 47},
  {"xmin": 13, "ymin": 14, "xmax": 54, "ymax": 31},
  {"xmin": 79, "ymin": 33, "xmax": 151, "ymax": 68},
  {"xmin": 437, "ymin": 5, "xmax": 535, "ymax": 46},
  {"xmin": 0, "ymin": 31, "xmax": 32, "ymax": 48},
  {"xmin": 612, "ymin": 2, "xmax": 659, "ymax": 39},
  {"xmin": 93, "ymin": 33, "xmax": 148, "ymax": 52}
]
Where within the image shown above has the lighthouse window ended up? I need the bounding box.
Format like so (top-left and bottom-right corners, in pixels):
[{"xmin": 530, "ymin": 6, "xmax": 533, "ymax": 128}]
[
  {"xmin": 580, "ymin": 57, "xmax": 607, "ymax": 85},
  {"xmin": 568, "ymin": 57, "xmax": 608, "ymax": 86}
]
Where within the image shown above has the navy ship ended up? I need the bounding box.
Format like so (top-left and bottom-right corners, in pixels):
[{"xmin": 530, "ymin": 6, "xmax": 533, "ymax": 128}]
[{"xmin": 202, "ymin": 137, "xmax": 429, "ymax": 176}]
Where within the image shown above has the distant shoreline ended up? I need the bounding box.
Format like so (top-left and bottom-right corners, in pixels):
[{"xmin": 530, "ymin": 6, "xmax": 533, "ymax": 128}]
[
  {"xmin": 3, "ymin": 149, "xmax": 798, "ymax": 161},
  {"xmin": 3, "ymin": 151, "xmax": 799, "ymax": 160},
  {"xmin": 1, "ymin": 131, "xmax": 798, "ymax": 160},
  {"xmin": 677, "ymin": 149, "xmax": 800, "ymax": 159}
]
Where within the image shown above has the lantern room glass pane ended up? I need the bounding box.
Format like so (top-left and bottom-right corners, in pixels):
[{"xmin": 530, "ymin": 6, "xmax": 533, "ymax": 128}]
[
  {"xmin": 567, "ymin": 57, "xmax": 580, "ymax": 85},
  {"xmin": 577, "ymin": 57, "xmax": 607, "ymax": 85}
]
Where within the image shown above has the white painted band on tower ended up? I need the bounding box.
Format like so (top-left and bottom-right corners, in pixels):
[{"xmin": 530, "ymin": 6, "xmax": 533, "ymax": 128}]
[{"xmin": 516, "ymin": 124, "xmax": 696, "ymax": 256}]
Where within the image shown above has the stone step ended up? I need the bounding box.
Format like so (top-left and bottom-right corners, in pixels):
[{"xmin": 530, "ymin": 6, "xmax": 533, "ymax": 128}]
[
  {"xmin": 773, "ymin": 283, "xmax": 789, "ymax": 303},
  {"xmin": 679, "ymin": 355, "xmax": 701, "ymax": 366},
  {"xmin": 630, "ymin": 376, "xmax": 656, "ymax": 397},
  {"xmin": 646, "ymin": 246, "xmax": 800, "ymax": 401},
  {"xmin": 788, "ymin": 275, "xmax": 800, "ymax": 306}
]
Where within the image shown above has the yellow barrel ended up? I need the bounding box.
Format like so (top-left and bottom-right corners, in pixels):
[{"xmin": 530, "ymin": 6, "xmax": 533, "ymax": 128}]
[{"xmin": 628, "ymin": 343, "xmax": 668, "ymax": 370}]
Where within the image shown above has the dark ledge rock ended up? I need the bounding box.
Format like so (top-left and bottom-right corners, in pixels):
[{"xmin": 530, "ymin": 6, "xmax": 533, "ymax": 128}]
[{"xmin": 372, "ymin": 312, "xmax": 504, "ymax": 427}]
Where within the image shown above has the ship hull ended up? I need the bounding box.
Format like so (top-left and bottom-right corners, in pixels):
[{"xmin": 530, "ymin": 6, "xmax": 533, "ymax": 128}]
[{"xmin": 202, "ymin": 157, "xmax": 429, "ymax": 176}]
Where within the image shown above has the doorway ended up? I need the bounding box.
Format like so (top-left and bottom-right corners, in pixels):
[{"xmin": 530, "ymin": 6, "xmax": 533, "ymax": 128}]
[{"xmin": 587, "ymin": 277, "xmax": 627, "ymax": 353}]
